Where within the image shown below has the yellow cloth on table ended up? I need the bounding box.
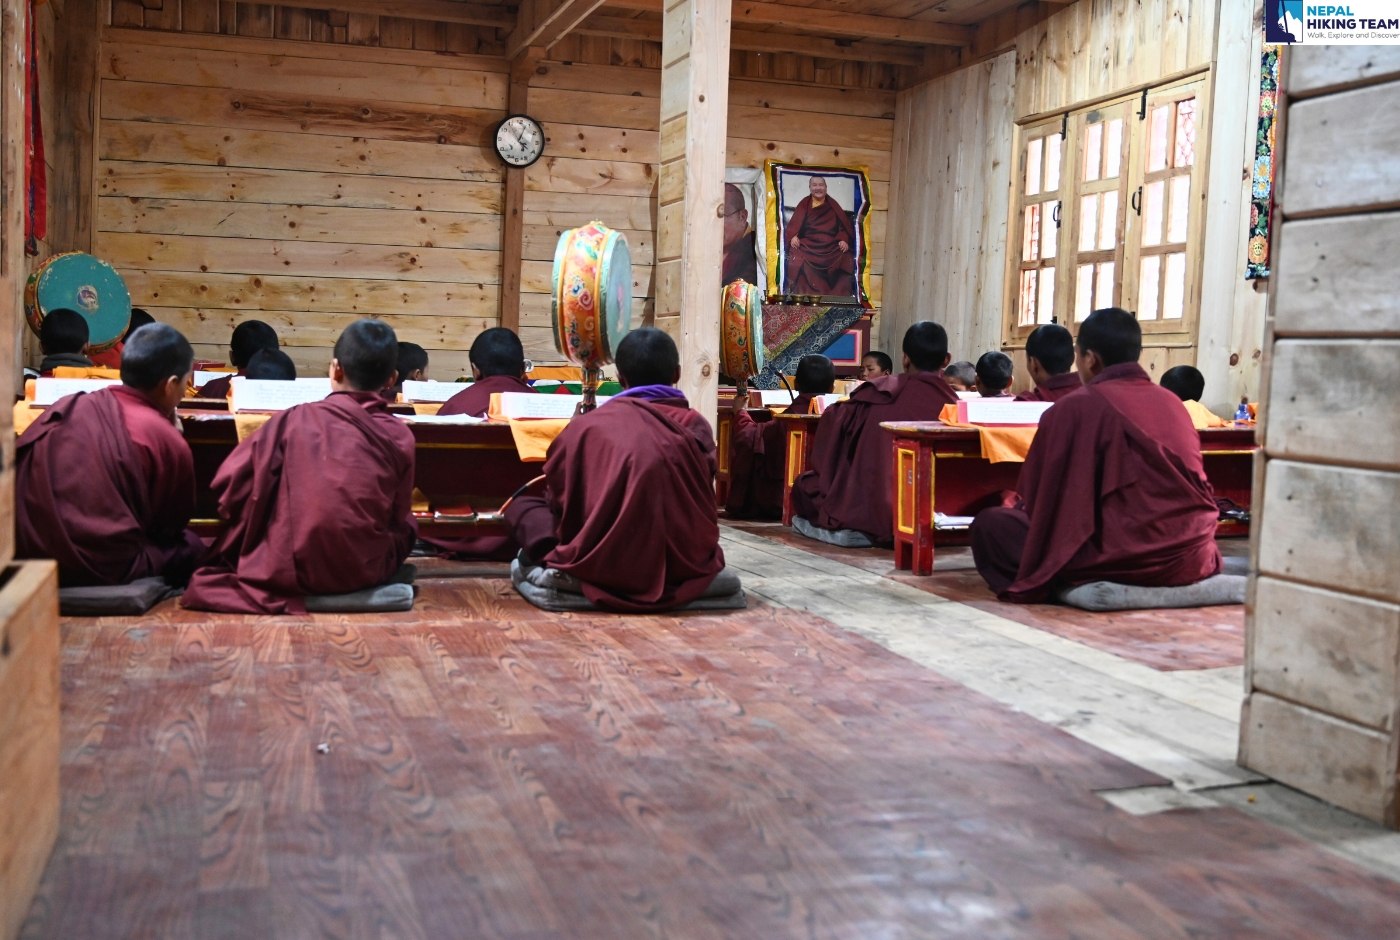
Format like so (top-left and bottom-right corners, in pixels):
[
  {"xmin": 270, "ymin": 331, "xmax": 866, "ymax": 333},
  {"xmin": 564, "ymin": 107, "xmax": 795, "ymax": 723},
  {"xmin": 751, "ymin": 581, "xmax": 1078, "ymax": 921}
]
[
  {"xmin": 52, "ymin": 366, "xmax": 121, "ymax": 379},
  {"xmin": 13, "ymin": 400, "xmax": 39, "ymax": 436},
  {"xmin": 1181, "ymin": 399, "xmax": 1226, "ymax": 429},
  {"xmin": 529, "ymin": 365, "xmax": 583, "ymax": 382},
  {"xmin": 937, "ymin": 403, "xmax": 1037, "ymax": 463},
  {"xmin": 413, "ymin": 402, "xmax": 443, "ymax": 416},
  {"xmin": 506, "ymin": 419, "xmax": 568, "ymax": 462},
  {"xmin": 234, "ymin": 413, "xmax": 273, "ymax": 442}
]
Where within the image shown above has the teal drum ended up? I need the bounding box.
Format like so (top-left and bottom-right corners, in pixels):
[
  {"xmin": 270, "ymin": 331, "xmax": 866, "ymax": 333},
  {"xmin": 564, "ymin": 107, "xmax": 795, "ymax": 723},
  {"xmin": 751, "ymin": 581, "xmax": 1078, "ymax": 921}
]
[
  {"xmin": 25, "ymin": 252, "xmax": 132, "ymax": 353},
  {"xmin": 551, "ymin": 221, "xmax": 633, "ymax": 371}
]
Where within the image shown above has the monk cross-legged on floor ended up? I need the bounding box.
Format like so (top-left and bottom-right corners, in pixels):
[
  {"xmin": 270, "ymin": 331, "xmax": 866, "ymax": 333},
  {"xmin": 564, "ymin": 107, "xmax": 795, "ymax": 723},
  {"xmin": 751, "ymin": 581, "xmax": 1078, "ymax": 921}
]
[
  {"xmin": 16, "ymin": 323, "xmax": 206, "ymax": 587},
  {"xmin": 725, "ymin": 354, "xmax": 835, "ymax": 520},
  {"xmin": 1014, "ymin": 323, "xmax": 1082, "ymax": 403},
  {"xmin": 182, "ymin": 319, "xmax": 417, "ymax": 614},
  {"xmin": 791, "ymin": 321, "xmax": 959, "ymax": 545},
  {"xmin": 439, "ymin": 327, "xmax": 535, "ymax": 418},
  {"xmin": 970, "ymin": 307, "xmax": 1222, "ymax": 603},
  {"xmin": 504, "ymin": 327, "xmax": 725, "ymax": 612}
]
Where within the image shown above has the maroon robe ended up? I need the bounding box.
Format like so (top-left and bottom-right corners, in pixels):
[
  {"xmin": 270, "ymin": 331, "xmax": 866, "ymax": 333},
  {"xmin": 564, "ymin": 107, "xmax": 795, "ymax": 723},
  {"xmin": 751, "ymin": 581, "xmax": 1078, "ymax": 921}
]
[
  {"xmin": 783, "ymin": 196, "xmax": 856, "ymax": 296},
  {"xmin": 725, "ymin": 393, "xmax": 813, "ymax": 520},
  {"xmin": 793, "ymin": 371, "xmax": 958, "ymax": 543},
  {"xmin": 182, "ymin": 391, "xmax": 417, "ymax": 614},
  {"xmin": 197, "ymin": 371, "xmax": 238, "ymax": 399},
  {"xmin": 722, "ymin": 230, "xmax": 758, "ymax": 286},
  {"xmin": 1014, "ymin": 371, "xmax": 1082, "ymax": 402},
  {"xmin": 438, "ymin": 374, "xmax": 534, "ymax": 418},
  {"xmin": 972, "ymin": 362, "xmax": 1221, "ymax": 603},
  {"xmin": 16, "ymin": 386, "xmax": 204, "ymax": 586},
  {"xmin": 505, "ymin": 394, "xmax": 724, "ymax": 612}
]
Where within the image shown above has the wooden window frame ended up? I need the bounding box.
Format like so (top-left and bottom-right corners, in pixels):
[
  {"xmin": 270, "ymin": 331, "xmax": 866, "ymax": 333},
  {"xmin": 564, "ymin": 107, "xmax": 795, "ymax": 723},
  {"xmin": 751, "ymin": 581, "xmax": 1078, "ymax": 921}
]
[{"xmin": 1003, "ymin": 74, "xmax": 1213, "ymax": 348}]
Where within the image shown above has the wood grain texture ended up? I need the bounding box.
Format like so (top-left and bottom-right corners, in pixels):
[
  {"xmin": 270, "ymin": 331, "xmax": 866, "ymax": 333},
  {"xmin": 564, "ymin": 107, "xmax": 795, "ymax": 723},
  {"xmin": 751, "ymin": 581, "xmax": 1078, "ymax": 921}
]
[
  {"xmin": 1265, "ymin": 340, "xmax": 1400, "ymax": 470},
  {"xmin": 1283, "ymin": 80, "xmax": 1400, "ymax": 217},
  {"xmin": 18, "ymin": 565, "xmax": 1400, "ymax": 938},
  {"xmin": 1274, "ymin": 213, "xmax": 1400, "ymax": 338}
]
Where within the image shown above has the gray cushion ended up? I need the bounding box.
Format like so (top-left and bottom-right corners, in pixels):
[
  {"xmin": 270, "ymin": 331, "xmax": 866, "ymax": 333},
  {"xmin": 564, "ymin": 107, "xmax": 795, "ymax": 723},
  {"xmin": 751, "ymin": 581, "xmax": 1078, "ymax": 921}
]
[
  {"xmin": 1057, "ymin": 574, "xmax": 1247, "ymax": 611},
  {"xmin": 791, "ymin": 515, "xmax": 874, "ymax": 548},
  {"xmin": 510, "ymin": 559, "xmax": 746, "ymax": 612},
  {"xmin": 303, "ymin": 565, "xmax": 417, "ymax": 613},
  {"xmin": 59, "ymin": 576, "xmax": 177, "ymax": 617}
]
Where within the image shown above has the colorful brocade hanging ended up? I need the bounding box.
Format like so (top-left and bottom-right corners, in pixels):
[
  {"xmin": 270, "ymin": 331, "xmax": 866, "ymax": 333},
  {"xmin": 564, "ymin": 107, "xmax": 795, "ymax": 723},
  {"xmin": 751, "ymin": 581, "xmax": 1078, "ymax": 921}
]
[
  {"xmin": 1245, "ymin": 45, "xmax": 1280, "ymax": 280},
  {"xmin": 24, "ymin": 0, "xmax": 45, "ymax": 257}
]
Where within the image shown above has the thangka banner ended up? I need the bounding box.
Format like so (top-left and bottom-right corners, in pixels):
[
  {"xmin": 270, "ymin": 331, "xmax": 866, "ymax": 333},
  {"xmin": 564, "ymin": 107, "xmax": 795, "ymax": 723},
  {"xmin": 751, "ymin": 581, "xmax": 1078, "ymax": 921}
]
[{"xmin": 1246, "ymin": 45, "xmax": 1279, "ymax": 280}]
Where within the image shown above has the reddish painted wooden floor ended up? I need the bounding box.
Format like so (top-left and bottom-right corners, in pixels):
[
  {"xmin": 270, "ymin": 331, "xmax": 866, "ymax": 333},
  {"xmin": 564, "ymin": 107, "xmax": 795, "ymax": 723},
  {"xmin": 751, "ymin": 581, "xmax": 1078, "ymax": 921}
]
[
  {"xmin": 727, "ymin": 522, "xmax": 1246, "ymax": 671},
  {"xmin": 21, "ymin": 568, "xmax": 1397, "ymax": 940}
]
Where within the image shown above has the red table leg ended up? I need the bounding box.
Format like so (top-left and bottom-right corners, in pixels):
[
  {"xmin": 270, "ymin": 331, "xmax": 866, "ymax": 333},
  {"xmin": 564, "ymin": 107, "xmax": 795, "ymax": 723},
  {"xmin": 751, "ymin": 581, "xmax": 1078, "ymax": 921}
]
[
  {"xmin": 892, "ymin": 435, "xmax": 936, "ymax": 575},
  {"xmin": 715, "ymin": 411, "xmax": 732, "ymax": 507}
]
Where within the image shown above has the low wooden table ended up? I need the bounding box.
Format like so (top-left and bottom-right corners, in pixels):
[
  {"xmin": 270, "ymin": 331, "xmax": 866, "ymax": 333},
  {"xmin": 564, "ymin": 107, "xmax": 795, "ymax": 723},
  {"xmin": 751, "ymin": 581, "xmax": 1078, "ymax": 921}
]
[
  {"xmin": 879, "ymin": 421, "xmax": 1258, "ymax": 576},
  {"xmin": 774, "ymin": 412, "xmax": 822, "ymax": 525},
  {"xmin": 180, "ymin": 414, "xmax": 539, "ymax": 538}
]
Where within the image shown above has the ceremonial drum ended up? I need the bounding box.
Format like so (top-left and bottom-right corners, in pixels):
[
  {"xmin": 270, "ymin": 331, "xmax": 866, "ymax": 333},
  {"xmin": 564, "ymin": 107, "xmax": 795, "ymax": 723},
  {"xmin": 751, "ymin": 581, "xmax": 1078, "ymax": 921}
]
[
  {"xmin": 551, "ymin": 221, "xmax": 633, "ymax": 371},
  {"xmin": 720, "ymin": 279, "xmax": 766, "ymax": 384},
  {"xmin": 25, "ymin": 252, "xmax": 132, "ymax": 353}
]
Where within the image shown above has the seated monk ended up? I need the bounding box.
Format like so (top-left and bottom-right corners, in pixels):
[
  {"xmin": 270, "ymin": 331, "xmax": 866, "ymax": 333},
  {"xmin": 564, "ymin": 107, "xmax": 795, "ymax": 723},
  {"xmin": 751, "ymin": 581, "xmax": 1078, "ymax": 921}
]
[
  {"xmin": 182, "ymin": 319, "xmax": 417, "ymax": 614},
  {"xmin": 439, "ymin": 328, "xmax": 535, "ymax": 418},
  {"xmin": 974, "ymin": 351, "xmax": 1015, "ymax": 398},
  {"xmin": 861, "ymin": 351, "xmax": 892, "ymax": 382},
  {"xmin": 382, "ymin": 341, "xmax": 428, "ymax": 402},
  {"xmin": 725, "ymin": 354, "xmax": 834, "ymax": 520},
  {"xmin": 792, "ymin": 322, "xmax": 958, "ymax": 544},
  {"xmin": 1160, "ymin": 364, "xmax": 1205, "ymax": 403},
  {"xmin": 16, "ymin": 323, "xmax": 205, "ymax": 586},
  {"xmin": 504, "ymin": 327, "xmax": 724, "ymax": 612},
  {"xmin": 38, "ymin": 308, "xmax": 94, "ymax": 375},
  {"xmin": 783, "ymin": 175, "xmax": 856, "ymax": 297},
  {"xmin": 245, "ymin": 348, "xmax": 297, "ymax": 381},
  {"xmin": 943, "ymin": 361, "xmax": 976, "ymax": 393},
  {"xmin": 970, "ymin": 308, "xmax": 1221, "ymax": 603},
  {"xmin": 89, "ymin": 307, "xmax": 154, "ymax": 371},
  {"xmin": 198, "ymin": 320, "xmax": 279, "ymax": 399},
  {"xmin": 1015, "ymin": 324, "xmax": 1082, "ymax": 402}
]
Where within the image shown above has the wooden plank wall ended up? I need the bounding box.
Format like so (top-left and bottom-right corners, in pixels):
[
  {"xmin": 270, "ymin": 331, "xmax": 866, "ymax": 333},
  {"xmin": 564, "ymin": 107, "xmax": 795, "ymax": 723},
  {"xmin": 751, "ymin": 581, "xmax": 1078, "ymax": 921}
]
[
  {"xmin": 884, "ymin": 51, "xmax": 1012, "ymax": 366},
  {"xmin": 1240, "ymin": 47, "xmax": 1400, "ymax": 827},
  {"xmin": 63, "ymin": 6, "xmax": 894, "ymax": 371}
]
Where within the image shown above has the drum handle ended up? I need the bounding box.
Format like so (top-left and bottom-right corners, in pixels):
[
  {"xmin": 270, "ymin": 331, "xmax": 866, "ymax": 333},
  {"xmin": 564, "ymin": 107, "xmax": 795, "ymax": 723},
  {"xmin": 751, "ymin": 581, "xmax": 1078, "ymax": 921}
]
[{"xmin": 498, "ymin": 475, "xmax": 548, "ymax": 515}]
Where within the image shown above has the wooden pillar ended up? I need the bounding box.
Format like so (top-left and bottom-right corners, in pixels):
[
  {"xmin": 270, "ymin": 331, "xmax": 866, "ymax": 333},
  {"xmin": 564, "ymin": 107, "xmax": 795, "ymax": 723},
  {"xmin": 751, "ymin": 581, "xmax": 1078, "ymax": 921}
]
[
  {"xmin": 50, "ymin": 0, "xmax": 99, "ymax": 256},
  {"xmin": 499, "ymin": 45, "xmax": 544, "ymax": 334},
  {"xmin": 1239, "ymin": 48, "xmax": 1400, "ymax": 827},
  {"xmin": 657, "ymin": 0, "xmax": 730, "ymax": 430}
]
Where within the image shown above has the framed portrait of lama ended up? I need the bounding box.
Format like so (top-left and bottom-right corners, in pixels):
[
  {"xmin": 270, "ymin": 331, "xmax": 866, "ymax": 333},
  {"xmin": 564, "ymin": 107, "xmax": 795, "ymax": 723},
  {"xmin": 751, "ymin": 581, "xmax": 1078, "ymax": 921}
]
[{"xmin": 763, "ymin": 161, "xmax": 873, "ymax": 307}]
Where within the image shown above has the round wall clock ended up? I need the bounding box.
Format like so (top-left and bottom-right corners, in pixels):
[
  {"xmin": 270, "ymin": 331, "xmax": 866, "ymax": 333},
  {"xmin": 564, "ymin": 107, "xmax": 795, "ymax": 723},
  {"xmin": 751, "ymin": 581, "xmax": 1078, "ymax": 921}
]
[{"xmin": 495, "ymin": 115, "xmax": 545, "ymax": 168}]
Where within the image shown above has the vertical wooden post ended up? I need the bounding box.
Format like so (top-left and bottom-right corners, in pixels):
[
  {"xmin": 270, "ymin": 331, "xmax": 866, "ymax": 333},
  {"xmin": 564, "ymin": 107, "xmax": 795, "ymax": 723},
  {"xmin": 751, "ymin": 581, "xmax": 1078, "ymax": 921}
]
[
  {"xmin": 0, "ymin": 0, "xmax": 25, "ymax": 568},
  {"xmin": 499, "ymin": 45, "xmax": 544, "ymax": 335},
  {"xmin": 51, "ymin": 0, "xmax": 99, "ymax": 256},
  {"xmin": 657, "ymin": 0, "xmax": 730, "ymax": 430}
]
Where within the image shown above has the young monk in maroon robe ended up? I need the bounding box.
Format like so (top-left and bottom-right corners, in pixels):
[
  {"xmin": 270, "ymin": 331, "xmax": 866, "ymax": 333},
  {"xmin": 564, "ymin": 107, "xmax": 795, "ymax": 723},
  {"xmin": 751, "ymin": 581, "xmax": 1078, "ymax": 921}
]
[
  {"xmin": 783, "ymin": 176, "xmax": 857, "ymax": 297},
  {"xmin": 439, "ymin": 327, "xmax": 536, "ymax": 418},
  {"xmin": 974, "ymin": 351, "xmax": 1015, "ymax": 398},
  {"xmin": 182, "ymin": 319, "xmax": 416, "ymax": 614},
  {"xmin": 792, "ymin": 322, "xmax": 958, "ymax": 544},
  {"xmin": 505, "ymin": 327, "xmax": 724, "ymax": 612},
  {"xmin": 1014, "ymin": 323, "xmax": 1082, "ymax": 403},
  {"xmin": 725, "ymin": 354, "xmax": 834, "ymax": 520},
  {"xmin": 16, "ymin": 323, "xmax": 205, "ymax": 586},
  {"xmin": 197, "ymin": 319, "xmax": 279, "ymax": 399},
  {"xmin": 971, "ymin": 308, "xmax": 1221, "ymax": 603}
]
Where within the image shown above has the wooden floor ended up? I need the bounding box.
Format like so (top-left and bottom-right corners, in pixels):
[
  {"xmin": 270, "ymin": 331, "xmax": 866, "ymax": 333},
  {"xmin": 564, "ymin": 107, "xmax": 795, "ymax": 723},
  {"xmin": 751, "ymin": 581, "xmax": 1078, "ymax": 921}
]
[
  {"xmin": 20, "ymin": 562, "xmax": 1400, "ymax": 939},
  {"xmin": 726, "ymin": 521, "xmax": 1246, "ymax": 671}
]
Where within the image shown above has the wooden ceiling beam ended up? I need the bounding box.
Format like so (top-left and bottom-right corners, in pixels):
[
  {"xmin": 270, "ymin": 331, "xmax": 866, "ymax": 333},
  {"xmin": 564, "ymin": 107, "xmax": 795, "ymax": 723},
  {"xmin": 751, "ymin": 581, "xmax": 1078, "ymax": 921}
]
[
  {"xmin": 602, "ymin": 0, "xmax": 972, "ymax": 46},
  {"xmin": 575, "ymin": 13, "xmax": 927, "ymax": 65},
  {"xmin": 509, "ymin": 0, "xmax": 612, "ymax": 58},
  {"xmin": 284, "ymin": 0, "xmax": 517, "ymax": 28}
]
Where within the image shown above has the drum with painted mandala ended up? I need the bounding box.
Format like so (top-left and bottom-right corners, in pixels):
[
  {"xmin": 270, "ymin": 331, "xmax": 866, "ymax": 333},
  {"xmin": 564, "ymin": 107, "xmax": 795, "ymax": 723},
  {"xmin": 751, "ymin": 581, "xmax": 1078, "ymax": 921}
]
[
  {"xmin": 720, "ymin": 279, "xmax": 766, "ymax": 383},
  {"xmin": 25, "ymin": 252, "xmax": 132, "ymax": 353}
]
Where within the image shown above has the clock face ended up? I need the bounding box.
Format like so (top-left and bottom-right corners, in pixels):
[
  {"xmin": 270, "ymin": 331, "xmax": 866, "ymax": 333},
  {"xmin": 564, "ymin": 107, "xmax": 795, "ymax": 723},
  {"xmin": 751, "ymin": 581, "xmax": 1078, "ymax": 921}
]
[{"xmin": 495, "ymin": 115, "xmax": 545, "ymax": 168}]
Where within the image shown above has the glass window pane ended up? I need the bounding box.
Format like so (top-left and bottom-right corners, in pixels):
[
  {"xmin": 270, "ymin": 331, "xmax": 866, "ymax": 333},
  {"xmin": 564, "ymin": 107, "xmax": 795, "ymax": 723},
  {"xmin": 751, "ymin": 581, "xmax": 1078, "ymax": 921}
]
[
  {"xmin": 1099, "ymin": 190, "xmax": 1118, "ymax": 251},
  {"xmin": 1142, "ymin": 181, "xmax": 1165, "ymax": 247},
  {"xmin": 1026, "ymin": 137, "xmax": 1043, "ymax": 196},
  {"xmin": 1096, "ymin": 262, "xmax": 1115, "ymax": 309},
  {"xmin": 1042, "ymin": 200, "xmax": 1059, "ymax": 259},
  {"xmin": 1138, "ymin": 255, "xmax": 1161, "ymax": 321},
  {"xmin": 1019, "ymin": 269, "xmax": 1038, "ymax": 326},
  {"xmin": 1038, "ymin": 267, "xmax": 1056, "ymax": 324},
  {"xmin": 1083, "ymin": 123, "xmax": 1102, "ymax": 182},
  {"xmin": 1167, "ymin": 176, "xmax": 1191, "ymax": 244},
  {"xmin": 1044, "ymin": 134, "xmax": 1062, "ymax": 193},
  {"xmin": 1105, "ymin": 119, "xmax": 1123, "ymax": 179},
  {"xmin": 1149, "ymin": 104, "xmax": 1170, "ymax": 172},
  {"xmin": 1079, "ymin": 194, "xmax": 1099, "ymax": 252},
  {"xmin": 1023, "ymin": 204, "xmax": 1041, "ymax": 261},
  {"xmin": 1075, "ymin": 265, "xmax": 1094, "ymax": 321},
  {"xmin": 1163, "ymin": 253, "xmax": 1186, "ymax": 319},
  {"xmin": 1174, "ymin": 98, "xmax": 1196, "ymax": 168}
]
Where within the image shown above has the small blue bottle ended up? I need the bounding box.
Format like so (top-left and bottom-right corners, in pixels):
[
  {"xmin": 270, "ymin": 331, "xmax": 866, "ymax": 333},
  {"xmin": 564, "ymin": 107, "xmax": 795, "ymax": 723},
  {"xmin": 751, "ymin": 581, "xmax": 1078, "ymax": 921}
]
[{"xmin": 1234, "ymin": 397, "xmax": 1250, "ymax": 422}]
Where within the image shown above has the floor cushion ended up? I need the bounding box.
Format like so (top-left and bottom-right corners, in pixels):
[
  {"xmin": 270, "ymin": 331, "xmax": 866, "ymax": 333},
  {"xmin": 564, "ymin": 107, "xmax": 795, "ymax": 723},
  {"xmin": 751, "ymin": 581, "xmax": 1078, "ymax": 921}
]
[
  {"xmin": 58, "ymin": 577, "xmax": 178, "ymax": 617},
  {"xmin": 1057, "ymin": 574, "xmax": 1247, "ymax": 611},
  {"xmin": 510, "ymin": 559, "xmax": 747, "ymax": 612},
  {"xmin": 303, "ymin": 565, "xmax": 418, "ymax": 613},
  {"xmin": 791, "ymin": 515, "xmax": 874, "ymax": 548}
]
